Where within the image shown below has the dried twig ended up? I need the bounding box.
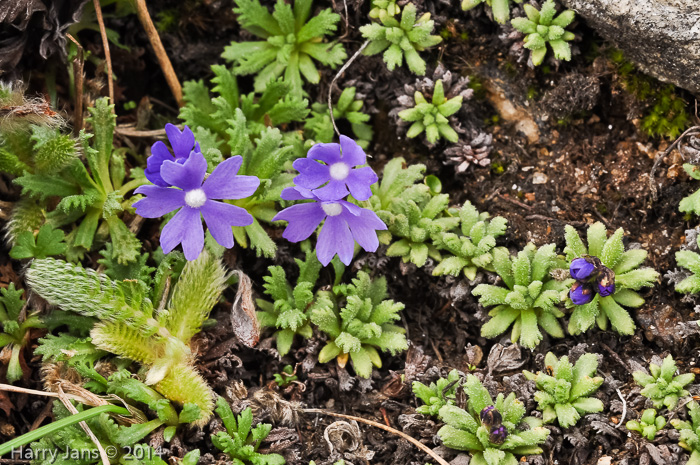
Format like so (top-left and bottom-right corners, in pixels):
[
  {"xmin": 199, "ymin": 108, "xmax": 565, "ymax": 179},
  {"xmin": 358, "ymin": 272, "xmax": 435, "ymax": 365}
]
[
  {"xmin": 615, "ymin": 388, "xmax": 627, "ymax": 429},
  {"xmin": 115, "ymin": 125, "xmax": 170, "ymax": 138},
  {"xmin": 303, "ymin": 408, "xmax": 450, "ymax": 465},
  {"xmin": 66, "ymin": 34, "xmax": 84, "ymax": 134},
  {"xmin": 649, "ymin": 125, "xmax": 700, "ymax": 200},
  {"xmin": 57, "ymin": 385, "xmax": 111, "ymax": 465},
  {"xmin": 92, "ymin": 0, "xmax": 114, "ymax": 107},
  {"xmin": 0, "ymin": 383, "xmax": 86, "ymax": 403},
  {"xmin": 328, "ymin": 40, "xmax": 369, "ymax": 139},
  {"xmin": 134, "ymin": 0, "xmax": 183, "ymax": 106}
]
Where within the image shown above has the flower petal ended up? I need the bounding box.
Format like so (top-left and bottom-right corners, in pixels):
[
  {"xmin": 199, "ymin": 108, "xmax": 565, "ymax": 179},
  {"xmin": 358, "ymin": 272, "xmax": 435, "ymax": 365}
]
[
  {"xmin": 346, "ymin": 166, "xmax": 378, "ymax": 201},
  {"xmin": 339, "ymin": 135, "xmax": 366, "ymax": 166},
  {"xmin": 166, "ymin": 123, "xmax": 195, "ymax": 159},
  {"xmin": 293, "ymin": 158, "xmax": 330, "ymax": 189},
  {"xmin": 339, "ymin": 200, "xmax": 362, "ymax": 216},
  {"xmin": 317, "ymin": 215, "xmax": 354, "ymax": 266},
  {"xmin": 308, "ymin": 141, "xmax": 342, "ymax": 165},
  {"xmin": 133, "ymin": 186, "xmax": 185, "ymax": 218},
  {"xmin": 160, "ymin": 207, "xmax": 203, "ymax": 261},
  {"xmin": 144, "ymin": 141, "xmax": 174, "ymax": 187},
  {"xmin": 281, "ymin": 186, "xmax": 317, "ymax": 201},
  {"xmin": 345, "ymin": 208, "xmax": 386, "ymax": 252},
  {"xmin": 200, "ymin": 200, "xmax": 253, "ymax": 249},
  {"xmin": 273, "ymin": 202, "xmax": 326, "ymax": 242},
  {"xmin": 161, "ymin": 151, "xmax": 208, "ymax": 191},
  {"xmin": 202, "ymin": 156, "xmax": 260, "ymax": 199},
  {"xmin": 313, "ymin": 179, "xmax": 349, "ymax": 202}
]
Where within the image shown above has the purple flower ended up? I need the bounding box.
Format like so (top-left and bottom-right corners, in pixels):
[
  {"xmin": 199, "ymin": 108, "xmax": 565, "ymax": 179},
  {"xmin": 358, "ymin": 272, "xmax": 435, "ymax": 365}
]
[
  {"xmin": 488, "ymin": 425, "xmax": 508, "ymax": 445},
  {"xmin": 134, "ymin": 151, "xmax": 260, "ymax": 261},
  {"xmin": 596, "ymin": 267, "xmax": 616, "ymax": 297},
  {"xmin": 293, "ymin": 135, "xmax": 378, "ymax": 201},
  {"xmin": 272, "ymin": 187, "xmax": 387, "ymax": 266},
  {"xmin": 570, "ymin": 257, "xmax": 597, "ymax": 280},
  {"xmin": 145, "ymin": 124, "xmax": 201, "ymax": 187},
  {"xmin": 570, "ymin": 281, "xmax": 594, "ymax": 305},
  {"xmin": 480, "ymin": 406, "xmax": 502, "ymax": 428}
]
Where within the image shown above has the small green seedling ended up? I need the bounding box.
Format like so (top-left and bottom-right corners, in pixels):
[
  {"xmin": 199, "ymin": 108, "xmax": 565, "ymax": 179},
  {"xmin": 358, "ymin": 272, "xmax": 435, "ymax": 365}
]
[
  {"xmin": 671, "ymin": 401, "xmax": 700, "ymax": 465},
  {"xmin": 397, "ymin": 80, "xmax": 463, "ymax": 144},
  {"xmin": 626, "ymin": 409, "xmax": 666, "ymax": 441},
  {"xmin": 633, "ymin": 355, "xmax": 694, "ymax": 410},
  {"xmin": 511, "ymin": 0, "xmax": 576, "ymax": 66},
  {"xmin": 412, "ymin": 369, "xmax": 461, "ymax": 417}
]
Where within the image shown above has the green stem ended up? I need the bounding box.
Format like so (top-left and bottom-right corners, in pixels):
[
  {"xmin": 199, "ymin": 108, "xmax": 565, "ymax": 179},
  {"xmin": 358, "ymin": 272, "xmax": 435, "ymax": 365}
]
[
  {"xmin": 117, "ymin": 177, "xmax": 150, "ymax": 196},
  {"xmin": 0, "ymin": 404, "xmax": 130, "ymax": 456}
]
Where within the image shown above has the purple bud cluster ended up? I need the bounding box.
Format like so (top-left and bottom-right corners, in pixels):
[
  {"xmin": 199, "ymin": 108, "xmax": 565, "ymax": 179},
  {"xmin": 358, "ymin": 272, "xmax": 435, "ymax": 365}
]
[
  {"xmin": 480, "ymin": 406, "xmax": 508, "ymax": 445},
  {"xmin": 568, "ymin": 256, "xmax": 615, "ymax": 305}
]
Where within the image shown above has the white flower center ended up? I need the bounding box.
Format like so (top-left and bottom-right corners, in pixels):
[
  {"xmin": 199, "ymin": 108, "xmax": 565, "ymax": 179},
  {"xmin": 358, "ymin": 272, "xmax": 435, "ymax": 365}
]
[
  {"xmin": 329, "ymin": 162, "xmax": 350, "ymax": 181},
  {"xmin": 184, "ymin": 188, "xmax": 207, "ymax": 208},
  {"xmin": 321, "ymin": 202, "xmax": 343, "ymax": 217}
]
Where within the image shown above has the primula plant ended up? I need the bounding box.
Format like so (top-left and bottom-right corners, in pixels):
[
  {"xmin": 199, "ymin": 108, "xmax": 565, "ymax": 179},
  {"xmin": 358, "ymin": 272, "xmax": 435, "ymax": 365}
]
[
  {"xmin": 627, "ymin": 409, "xmax": 666, "ymax": 441},
  {"xmin": 26, "ymin": 251, "xmax": 228, "ymax": 423},
  {"xmin": 564, "ymin": 222, "xmax": 659, "ymax": 336},
  {"xmin": 360, "ymin": 3, "xmax": 442, "ymax": 76},
  {"xmin": 671, "ymin": 401, "xmax": 700, "ymax": 465},
  {"xmin": 224, "ymin": 0, "xmax": 346, "ymax": 98},
  {"xmin": 397, "ymin": 79, "xmax": 463, "ymax": 144},
  {"xmin": 438, "ymin": 375, "xmax": 550, "ymax": 465},
  {"xmin": 523, "ymin": 352, "xmax": 604, "ymax": 428},
  {"xmin": 211, "ymin": 398, "xmax": 285, "ymax": 465},
  {"xmin": 633, "ymin": 355, "xmax": 694, "ymax": 410},
  {"xmin": 511, "ymin": 0, "xmax": 576, "ymax": 66},
  {"xmin": 310, "ymin": 271, "xmax": 408, "ymax": 378},
  {"xmin": 257, "ymin": 250, "xmax": 331, "ymax": 356},
  {"xmin": 274, "ymin": 136, "xmax": 386, "ymax": 266},
  {"xmin": 305, "ymin": 87, "xmax": 374, "ymax": 149},
  {"xmin": 462, "ymin": 0, "xmax": 522, "ymax": 24},
  {"xmin": 674, "ymin": 229, "xmax": 700, "ymax": 293},
  {"xmin": 412, "ymin": 369, "xmax": 461, "ymax": 417},
  {"xmin": 432, "ymin": 201, "xmax": 508, "ymax": 279},
  {"xmin": 472, "ymin": 244, "xmax": 567, "ymax": 349},
  {"xmin": 0, "ymin": 284, "xmax": 44, "ymax": 383}
]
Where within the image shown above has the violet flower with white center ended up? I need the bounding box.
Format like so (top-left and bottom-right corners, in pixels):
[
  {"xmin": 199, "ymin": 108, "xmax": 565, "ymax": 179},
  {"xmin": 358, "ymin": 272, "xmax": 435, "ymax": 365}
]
[
  {"xmin": 273, "ymin": 187, "xmax": 387, "ymax": 266},
  {"xmin": 134, "ymin": 151, "xmax": 260, "ymax": 261},
  {"xmin": 293, "ymin": 135, "xmax": 378, "ymax": 201},
  {"xmin": 145, "ymin": 124, "xmax": 202, "ymax": 187}
]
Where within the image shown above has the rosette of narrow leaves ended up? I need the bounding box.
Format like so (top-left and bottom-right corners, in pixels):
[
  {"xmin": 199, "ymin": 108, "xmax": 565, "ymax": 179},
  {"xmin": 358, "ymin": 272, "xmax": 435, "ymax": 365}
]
[
  {"xmin": 211, "ymin": 397, "xmax": 286, "ymax": 465},
  {"xmin": 257, "ymin": 250, "xmax": 332, "ymax": 356},
  {"xmin": 564, "ymin": 222, "xmax": 659, "ymax": 335},
  {"xmin": 432, "ymin": 201, "xmax": 508, "ymax": 280},
  {"xmin": 671, "ymin": 401, "xmax": 700, "ymax": 465},
  {"xmin": 13, "ymin": 98, "xmax": 145, "ymax": 264},
  {"xmin": 462, "ymin": 0, "xmax": 523, "ymax": 25},
  {"xmin": 412, "ymin": 369, "xmax": 461, "ymax": 417},
  {"xmin": 223, "ymin": 0, "xmax": 346, "ymax": 98},
  {"xmin": 473, "ymin": 244, "xmax": 567, "ymax": 349},
  {"xmin": 26, "ymin": 251, "xmax": 227, "ymax": 424},
  {"xmin": 0, "ymin": 284, "xmax": 44, "ymax": 383},
  {"xmin": 397, "ymin": 80, "xmax": 462, "ymax": 144},
  {"xmin": 511, "ymin": 0, "xmax": 576, "ymax": 66},
  {"xmin": 523, "ymin": 352, "xmax": 604, "ymax": 428},
  {"xmin": 633, "ymin": 355, "xmax": 694, "ymax": 410},
  {"xmin": 675, "ymin": 231, "xmax": 700, "ymax": 293},
  {"xmin": 369, "ymin": 157, "xmax": 427, "ymax": 213},
  {"xmin": 627, "ymin": 409, "xmax": 666, "ymax": 441},
  {"xmin": 679, "ymin": 164, "xmax": 700, "ymax": 217},
  {"xmin": 438, "ymin": 374, "xmax": 549, "ymax": 465},
  {"xmin": 310, "ymin": 271, "xmax": 408, "ymax": 378},
  {"xmin": 360, "ymin": 3, "xmax": 442, "ymax": 76},
  {"xmin": 305, "ymin": 87, "xmax": 374, "ymax": 149}
]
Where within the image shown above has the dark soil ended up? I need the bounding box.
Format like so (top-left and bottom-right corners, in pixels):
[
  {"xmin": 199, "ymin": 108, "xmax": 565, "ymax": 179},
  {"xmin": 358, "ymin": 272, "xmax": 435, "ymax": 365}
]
[{"xmin": 2, "ymin": 1, "xmax": 700, "ymax": 464}]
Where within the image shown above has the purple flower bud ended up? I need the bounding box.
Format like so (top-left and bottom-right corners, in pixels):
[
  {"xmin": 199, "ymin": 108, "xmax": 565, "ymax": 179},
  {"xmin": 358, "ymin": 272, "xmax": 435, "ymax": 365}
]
[
  {"xmin": 570, "ymin": 281, "xmax": 594, "ymax": 305},
  {"xmin": 570, "ymin": 257, "xmax": 597, "ymax": 280},
  {"xmin": 489, "ymin": 425, "xmax": 508, "ymax": 445},
  {"xmin": 480, "ymin": 406, "xmax": 502, "ymax": 428},
  {"xmin": 596, "ymin": 267, "xmax": 616, "ymax": 297}
]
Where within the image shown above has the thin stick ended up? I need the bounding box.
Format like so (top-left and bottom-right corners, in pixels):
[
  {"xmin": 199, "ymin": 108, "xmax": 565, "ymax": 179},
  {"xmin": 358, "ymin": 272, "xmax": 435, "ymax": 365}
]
[
  {"xmin": 615, "ymin": 388, "xmax": 627, "ymax": 429},
  {"xmin": 66, "ymin": 34, "xmax": 84, "ymax": 134},
  {"xmin": 0, "ymin": 383, "xmax": 86, "ymax": 403},
  {"xmin": 92, "ymin": 0, "xmax": 114, "ymax": 106},
  {"xmin": 57, "ymin": 386, "xmax": 111, "ymax": 465},
  {"xmin": 134, "ymin": 0, "xmax": 183, "ymax": 106},
  {"xmin": 328, "ymin": 40, "xmax": 370, "ymax": 139},
  {"xmin": 303, "ymin": 408, "xmax": 450, "ymax": 465},
  {"xmin": 649, "ymin": 125, "xmax": 700, "ymax": 200}
]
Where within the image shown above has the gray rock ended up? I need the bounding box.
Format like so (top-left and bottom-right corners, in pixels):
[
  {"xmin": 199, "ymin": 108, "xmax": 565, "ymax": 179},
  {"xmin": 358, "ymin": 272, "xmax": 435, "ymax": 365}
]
[{"xmin": 561, "ymin": 0, "xmax": 700, "ymax": 96}]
